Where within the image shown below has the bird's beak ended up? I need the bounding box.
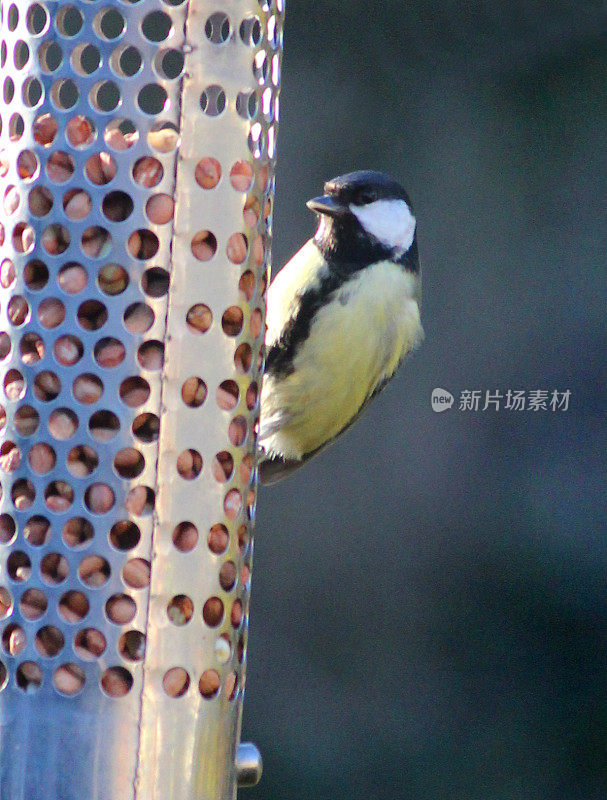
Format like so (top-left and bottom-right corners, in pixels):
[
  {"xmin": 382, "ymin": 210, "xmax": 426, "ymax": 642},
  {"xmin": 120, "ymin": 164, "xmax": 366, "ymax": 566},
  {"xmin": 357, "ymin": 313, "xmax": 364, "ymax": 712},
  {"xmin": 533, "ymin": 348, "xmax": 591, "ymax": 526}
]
[{"xmin": 306, "ymin": 195, "xmax": 347, "ymax": 218}]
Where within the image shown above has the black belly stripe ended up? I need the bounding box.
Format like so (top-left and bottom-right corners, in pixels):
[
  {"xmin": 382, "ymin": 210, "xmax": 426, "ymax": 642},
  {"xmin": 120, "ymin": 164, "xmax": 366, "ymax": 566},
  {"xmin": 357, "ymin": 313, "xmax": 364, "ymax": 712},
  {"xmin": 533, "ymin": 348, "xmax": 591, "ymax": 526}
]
[
  {"xmin": 265, "ymin": 271, "xmax": 342, "ymax": 378},
  {"xmin": 265, "ymin": 227, "xmax": 420, "ymax": 379}
]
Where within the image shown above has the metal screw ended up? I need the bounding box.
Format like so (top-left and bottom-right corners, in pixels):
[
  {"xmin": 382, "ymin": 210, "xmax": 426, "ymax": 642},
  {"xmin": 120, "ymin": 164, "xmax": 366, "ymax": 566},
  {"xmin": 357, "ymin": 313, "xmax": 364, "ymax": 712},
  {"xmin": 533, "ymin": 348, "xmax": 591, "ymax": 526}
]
[{"xmin": 236, "ymin": 742, "xmax": 263, "ymax": 788}]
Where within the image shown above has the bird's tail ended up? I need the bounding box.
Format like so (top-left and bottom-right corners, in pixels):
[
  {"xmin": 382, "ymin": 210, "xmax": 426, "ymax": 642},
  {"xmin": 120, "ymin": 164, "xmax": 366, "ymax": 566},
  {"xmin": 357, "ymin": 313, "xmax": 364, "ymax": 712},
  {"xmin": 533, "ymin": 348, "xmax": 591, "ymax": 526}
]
[{"xmin": 257, "ymin": 453, "xmax": 304, "ymax": 485}]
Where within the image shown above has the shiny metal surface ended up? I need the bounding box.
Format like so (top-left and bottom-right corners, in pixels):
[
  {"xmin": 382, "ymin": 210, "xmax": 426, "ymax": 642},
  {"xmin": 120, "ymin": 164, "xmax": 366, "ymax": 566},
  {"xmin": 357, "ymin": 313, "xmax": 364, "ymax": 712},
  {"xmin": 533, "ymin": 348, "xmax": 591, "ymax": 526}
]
[
  {"xmin": 0, "ymin": 1, "xmax": 283, "ymax": 798},
  {"xmin": 236, "ymin": 742, "xmax": 262, "ymax": 788}
]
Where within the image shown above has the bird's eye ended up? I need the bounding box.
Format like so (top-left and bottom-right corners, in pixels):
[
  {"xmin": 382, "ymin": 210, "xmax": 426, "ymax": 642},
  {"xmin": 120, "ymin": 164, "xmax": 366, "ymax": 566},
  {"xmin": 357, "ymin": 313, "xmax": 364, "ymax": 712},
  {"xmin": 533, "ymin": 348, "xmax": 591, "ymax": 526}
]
[{"xmin": 359, "ymin": 190, "xmax": 376, "ymax": 204}]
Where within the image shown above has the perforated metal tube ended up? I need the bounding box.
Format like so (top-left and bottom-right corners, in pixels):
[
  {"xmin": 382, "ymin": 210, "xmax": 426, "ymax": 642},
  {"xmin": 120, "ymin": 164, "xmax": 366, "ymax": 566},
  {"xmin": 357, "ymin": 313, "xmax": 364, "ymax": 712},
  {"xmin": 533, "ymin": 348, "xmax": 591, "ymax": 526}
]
[{"xmin": 0, "ymin": 1, "xmax": 282, "ymax": 798}]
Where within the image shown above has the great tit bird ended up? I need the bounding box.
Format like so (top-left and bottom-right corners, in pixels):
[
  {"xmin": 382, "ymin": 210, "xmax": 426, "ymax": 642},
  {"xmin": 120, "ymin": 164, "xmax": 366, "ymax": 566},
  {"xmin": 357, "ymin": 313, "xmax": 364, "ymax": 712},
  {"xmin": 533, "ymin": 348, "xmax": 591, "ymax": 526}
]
[{"xmin": 258, "ymin": 170, "xmax": 423, "ymax": 484}]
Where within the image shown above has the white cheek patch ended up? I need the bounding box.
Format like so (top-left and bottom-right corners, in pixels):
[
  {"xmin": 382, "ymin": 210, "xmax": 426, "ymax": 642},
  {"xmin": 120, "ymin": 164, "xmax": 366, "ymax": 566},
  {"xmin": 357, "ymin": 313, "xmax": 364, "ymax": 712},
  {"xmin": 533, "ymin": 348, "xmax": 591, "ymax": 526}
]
[{"xmin": 350, "ymin": 199, "xmax": 416, "ymax": 254}]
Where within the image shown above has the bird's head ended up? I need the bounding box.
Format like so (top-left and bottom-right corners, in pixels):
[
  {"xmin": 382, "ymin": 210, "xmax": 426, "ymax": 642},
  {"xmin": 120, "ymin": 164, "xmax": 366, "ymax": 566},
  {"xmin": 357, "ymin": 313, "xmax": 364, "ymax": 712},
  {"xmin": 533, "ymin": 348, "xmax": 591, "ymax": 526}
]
[{"xmin": 307, "ymin": 170, "xmax": 418, "ymax": 270}]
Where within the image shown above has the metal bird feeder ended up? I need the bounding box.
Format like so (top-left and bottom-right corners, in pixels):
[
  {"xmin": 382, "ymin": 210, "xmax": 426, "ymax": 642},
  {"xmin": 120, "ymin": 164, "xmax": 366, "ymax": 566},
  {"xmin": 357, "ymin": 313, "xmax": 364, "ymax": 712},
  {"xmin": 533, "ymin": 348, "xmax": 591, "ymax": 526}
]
[{"xmin": 0, "ymin": 0, "xmax": 282, "ymax": 797}]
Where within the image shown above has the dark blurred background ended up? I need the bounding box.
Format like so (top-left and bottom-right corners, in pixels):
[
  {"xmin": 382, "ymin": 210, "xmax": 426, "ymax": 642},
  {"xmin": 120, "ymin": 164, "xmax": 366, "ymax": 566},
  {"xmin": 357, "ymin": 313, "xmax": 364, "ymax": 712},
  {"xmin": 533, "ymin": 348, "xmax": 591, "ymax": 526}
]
[{"xmin": 243, "ymin": 3, "xmax": 607, "ymax": 799}]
